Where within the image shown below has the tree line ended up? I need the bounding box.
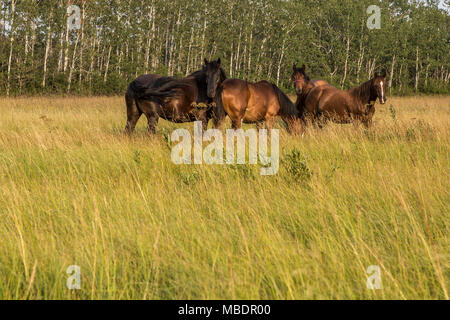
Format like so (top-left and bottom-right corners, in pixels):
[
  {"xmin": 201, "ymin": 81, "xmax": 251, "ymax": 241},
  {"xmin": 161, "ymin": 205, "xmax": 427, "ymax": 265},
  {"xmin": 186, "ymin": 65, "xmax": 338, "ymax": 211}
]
[{"xmin": 0, "ymin": 0, "xmax": 449, "ymax": 96}]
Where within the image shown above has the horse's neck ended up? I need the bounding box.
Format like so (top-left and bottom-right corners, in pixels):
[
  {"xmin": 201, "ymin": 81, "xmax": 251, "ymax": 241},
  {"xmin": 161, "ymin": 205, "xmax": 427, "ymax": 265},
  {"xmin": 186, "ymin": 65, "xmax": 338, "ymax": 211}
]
[
  {"xmin": 296, "ymin": 82, "xmax": 315, "ymax": 103},
  {"xmin": 186, "ymin": 74, "xmax": 207, "ymax": 103},
  {"xmin": 305, "ymin": 82, "xmax": 316, "ymax": 95},
  {"xmin": 349, "ymin": 81, "xmax": 373, "ymax": 105},
  {"xmin": 186, "ymin": 73, "xmax": 203, "ymax": 84}
]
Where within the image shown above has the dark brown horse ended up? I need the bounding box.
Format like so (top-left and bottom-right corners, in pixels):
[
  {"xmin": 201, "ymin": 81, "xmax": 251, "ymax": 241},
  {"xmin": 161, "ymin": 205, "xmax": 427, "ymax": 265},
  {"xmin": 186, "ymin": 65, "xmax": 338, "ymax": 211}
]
[
  {"xmin": 125, "ymin": 58, "xmax": 226, "ymax": 133},
  {"xmin": 125, "ymin": 74, "xmax": 173, "ymax": 133},
  {"xmin": 291, "ymin": 64, "xmax": 331, "ymax": 121},
  {"xmin": 213, "ymin": 79, "xmax": 301, "ymax": 133},
  {"xmin": 303, "ymin": 71, "xmax": 387, "ymax": 127}
]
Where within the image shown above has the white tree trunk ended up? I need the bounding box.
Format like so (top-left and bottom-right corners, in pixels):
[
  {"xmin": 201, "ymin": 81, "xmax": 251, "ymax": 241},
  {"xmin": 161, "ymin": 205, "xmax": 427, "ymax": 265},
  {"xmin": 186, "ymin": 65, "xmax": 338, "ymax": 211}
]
[
  {"xmin": 6, "ymin": 0, "xmax": 16, "ymax": 96},
  {"xmin": 42, "ymin": 8, "xmax": 53, "ymax": 88}
]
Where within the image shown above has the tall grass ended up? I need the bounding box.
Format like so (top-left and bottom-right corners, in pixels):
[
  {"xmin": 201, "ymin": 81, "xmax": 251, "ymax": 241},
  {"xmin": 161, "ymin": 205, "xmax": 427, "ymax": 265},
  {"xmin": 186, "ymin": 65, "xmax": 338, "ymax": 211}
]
[{"xmin": 0, "ymin": 95, "xmax": 448, "ymax": 299}]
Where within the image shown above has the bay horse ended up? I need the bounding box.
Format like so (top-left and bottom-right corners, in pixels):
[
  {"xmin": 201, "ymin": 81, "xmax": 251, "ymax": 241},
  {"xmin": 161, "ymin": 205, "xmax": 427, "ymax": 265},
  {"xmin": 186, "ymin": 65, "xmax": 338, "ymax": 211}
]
[
  {"xmin": 303, "ymin": 71, "xmax": 387, "ymax": 127},
  {"xmin": 126, "ymin": 58, "xmax": 226, "ymax": 133},
  {"xmin": 213, "ymin": 79, "xmax": 301, "ymax": 133},
  {"xmin": 291, "ymin": 63, "xmax": 330, "ymax": 121}
]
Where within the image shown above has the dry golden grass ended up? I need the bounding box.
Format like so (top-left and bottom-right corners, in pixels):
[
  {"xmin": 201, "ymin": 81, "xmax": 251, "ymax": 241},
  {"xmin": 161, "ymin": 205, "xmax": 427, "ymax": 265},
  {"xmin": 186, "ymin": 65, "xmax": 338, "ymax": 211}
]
[{"xmin": 0, "ymin": 95, "xmax": 448, "ymax": 299}]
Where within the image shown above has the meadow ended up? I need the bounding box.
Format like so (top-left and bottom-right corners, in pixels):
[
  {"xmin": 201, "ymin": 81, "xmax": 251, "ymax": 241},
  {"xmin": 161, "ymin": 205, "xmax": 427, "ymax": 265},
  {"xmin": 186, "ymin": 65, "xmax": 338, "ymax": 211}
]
[{"xmin": 0, "ymin": 95, "xmax": 448, "ymax": 299}]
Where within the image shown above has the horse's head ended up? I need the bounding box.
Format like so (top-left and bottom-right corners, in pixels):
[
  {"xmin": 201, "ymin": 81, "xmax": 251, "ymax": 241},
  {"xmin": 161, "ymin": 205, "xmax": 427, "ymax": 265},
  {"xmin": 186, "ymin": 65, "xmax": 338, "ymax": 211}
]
[
  {"xmin": 204, "ymin": 58, "xmax": 224, "ymax": 98},
  {"xmin": 372, "ymin": 71, "xmax": 387, "ymax": 104},
  {"xmin": 291, "ymin": 63, "xmax": 310, "ymax": 95}
]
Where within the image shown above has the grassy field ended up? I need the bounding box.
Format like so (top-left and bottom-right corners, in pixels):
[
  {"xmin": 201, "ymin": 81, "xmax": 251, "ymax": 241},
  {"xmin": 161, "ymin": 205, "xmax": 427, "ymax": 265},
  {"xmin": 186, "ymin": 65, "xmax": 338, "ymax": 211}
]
[{"xmin": 0, "ymin": 95, "xmax": 448, "ymax": 300}]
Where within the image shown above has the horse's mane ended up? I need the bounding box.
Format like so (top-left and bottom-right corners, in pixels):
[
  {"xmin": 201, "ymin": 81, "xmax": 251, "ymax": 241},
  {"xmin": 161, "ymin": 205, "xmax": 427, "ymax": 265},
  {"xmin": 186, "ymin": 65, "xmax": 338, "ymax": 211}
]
[
  {"xmin": 187, "ymin": 68, "xmax": 207, "ymax": 80},
  {"xmin": 271, "ymin": 83, "xmax": 298, "ymax": 117},
  {"xmin": 219, "ymin": 68, "xmax": 227, "ymax": 82},
  {"xmin": 138, "ymin": 66, "xmax": 227, "ymax": 100},
  {"xmin": 141, "ymin": 69, "xmax": 206, "ymax": 98},
  {"xmin": 128, "ymin": 75, "xmax": 173, "ymax": 98},
  {"xmin": 349, "ymin": 79, "xmax": 373, "ymax": 104},
  {"xmin": 187, "ymin": 66, "xmax": 227, "ymax": 82}
]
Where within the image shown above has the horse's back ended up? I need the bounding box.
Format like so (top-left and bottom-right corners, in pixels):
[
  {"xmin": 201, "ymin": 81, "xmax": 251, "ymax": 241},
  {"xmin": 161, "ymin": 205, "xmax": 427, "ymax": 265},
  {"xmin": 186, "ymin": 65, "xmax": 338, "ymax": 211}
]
[
  {"xmin": 127, "ymin": 74, "xmax": 163, "ymax": 97},
  {"xmin": 304, "ymin": 85, "xmax": 336, "ymax": 113},
  {"xmin": 251, "ymin": 80, "xmax": 276, "ymax": 92},
  {"xmin": 307, "ymin": 85, "xmax": 354, "ymax": 118},
  {"xmin": 222, "ymin": 78, "xmax": 247, "ymax": 90},
  {"xmin": 311, "ymin": 79, "xmax": 333, "ymax": 88},
  {"xmin": 221, "ymin": 79, "xmax": 250, "ymax": 100},
  {"xmin": 310, "ymin": 79, "xmax": 336, "ymax": 89},
  {"xmin": 248, "ymin": 81, "xmax": 278, "ymax": 104},
  {"xmin": 130, "ymin": 74, "xmax": 161, "ymax": 88}
]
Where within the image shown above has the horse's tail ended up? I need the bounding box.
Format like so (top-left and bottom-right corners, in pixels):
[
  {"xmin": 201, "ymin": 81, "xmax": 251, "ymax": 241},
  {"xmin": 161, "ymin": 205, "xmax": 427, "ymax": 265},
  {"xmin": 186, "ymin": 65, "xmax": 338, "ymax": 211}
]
[
  {"xmin": 124, "ymin": 82, "xmax": 143, "ymax": 134},
  {"xmin": 271, "ymin": 83, "xmax": 298, "ymax": 117},
  {"xmin": 212, "ymin": 84, "xmax": 226, "ymax": 127},
  {"xmin": 126, "ymin": 79, "xmax": 143, "ymax": 109}
]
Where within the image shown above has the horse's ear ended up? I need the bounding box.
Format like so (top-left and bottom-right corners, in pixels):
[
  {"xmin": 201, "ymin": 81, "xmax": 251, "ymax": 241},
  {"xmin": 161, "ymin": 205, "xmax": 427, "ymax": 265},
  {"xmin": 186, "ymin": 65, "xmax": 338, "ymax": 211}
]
[
  {"xmin": 382, "ymin": 70, "xmax": 387, "ymax": 78},
  {"xmin": 217, "ymin": 58, "xmax": 221, "ymax": 65},
  {"xmin": 293, "ymin": 63, "xmax": 297, "ymax": 71},
  {"xmin": 302, "ymin": 64, "xmax": 306, "ymax": 70},
  {"xmin": 204, "ymin": 58, "xmax": 209, "ymax": 65},
  {"xmin": 374, "ymin": 72, "xmax": 379, "ymax": 78}
]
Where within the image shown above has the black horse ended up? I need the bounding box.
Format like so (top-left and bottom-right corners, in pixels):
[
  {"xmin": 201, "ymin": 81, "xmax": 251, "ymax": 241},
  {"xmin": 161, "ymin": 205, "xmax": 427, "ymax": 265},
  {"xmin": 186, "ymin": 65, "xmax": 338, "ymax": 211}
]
[{"xmin": 125, "ymin": 59, "xmax": 226, "ymax": 133}]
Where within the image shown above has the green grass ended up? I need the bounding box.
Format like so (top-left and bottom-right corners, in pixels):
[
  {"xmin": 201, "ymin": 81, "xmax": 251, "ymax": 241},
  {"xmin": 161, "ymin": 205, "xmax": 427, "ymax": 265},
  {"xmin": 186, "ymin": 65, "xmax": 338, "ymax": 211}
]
[{"xmin": 0, "ymin": 96, "xmax": 448, "ymax": 299}]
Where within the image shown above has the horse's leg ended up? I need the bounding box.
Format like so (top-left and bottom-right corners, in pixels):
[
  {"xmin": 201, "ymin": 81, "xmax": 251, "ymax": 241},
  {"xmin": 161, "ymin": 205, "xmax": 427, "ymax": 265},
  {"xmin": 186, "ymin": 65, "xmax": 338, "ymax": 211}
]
[
  {"xmin": 354, "ymin": 112, "xmax": 370, "ymax": 128},
  {"xmin": 315, "ymin": 113, "xmax": 325, "ymax": 129},
  {"xmin": 196, "ymin": 109, "xmax": 209, "ymax": 131},
  {"xmin": 212, "ymin": 107, "xmax": 227, "ymax": 129},
  {"xmin": 230, "ymin": 115, "xmax": 243, "ymax": 130},
  {"xmin": 352, "ymin": 112, "xmax": 365, "ymax": 129},
  {"xmin": 224, "ymin": 99, "xmax": 243, "ymax": 130},
  {"xmin": 145, "ymin": 112, "xmax": 159, "ymax": 134},
  {"xmin": 231, "ymin": 118, "xmax": 242, "ymax": 129},
  {"xmin": 301, "ymin": 113, "xmax": 312, "ymax": 127},
  {"xmin": 363, "ymin": 118, "xmax": 373, "ymax": 128},
  {"xmin": 281, "ymin": 115, "xmax": 303, "ymax": 135},
  {"xmin": 124, "ymin": 93, "xmax": 142, "ymax": 134},
  {"xmin": 265, "ymin": 115, "xmax": 275, "ymax": 133},
  {"xmin": 139, "ymin": 100, "xmax": 159, "ymax": 134},
  {"xmin": 363, "ymin": 105, "xmax": 375, "ymax": 128}
]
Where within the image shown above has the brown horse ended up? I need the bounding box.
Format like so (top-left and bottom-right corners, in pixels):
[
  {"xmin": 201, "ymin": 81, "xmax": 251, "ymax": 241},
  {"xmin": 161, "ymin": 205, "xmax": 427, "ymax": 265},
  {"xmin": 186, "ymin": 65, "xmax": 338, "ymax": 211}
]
[
  {"xmin": 213, "ymin": 79, "xmax": 301, "ymax": 133},
  {"xmin": 303, "ymin": 71, "xmax": 387, "ymax": 127},
  {"xmin": 291, "ymin": 63, "xmax": 331, "ymax": 121},
  {"xmin": 125, "ymin": 59, "xmax": 226, "ymax": 134}
]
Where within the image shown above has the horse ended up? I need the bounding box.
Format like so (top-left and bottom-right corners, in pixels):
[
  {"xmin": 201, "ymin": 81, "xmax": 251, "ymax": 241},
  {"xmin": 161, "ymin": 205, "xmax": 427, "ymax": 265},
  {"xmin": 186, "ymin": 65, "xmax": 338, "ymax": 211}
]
[
  {"xmin": 125, "ymin": 74, "xmax": 174, "ymax": 133},
  {"xmin": 126, "ymin": 58, "xmax": 226, "ymax": 134},
  {"xmin": 302, "ymin": 71, "xmax": 387, "ymax": 127},
  {"xmin": 291, "ymin": 63, "xmax": 331, "ymax": 121},
  {"xmin": 213, "ymin": 78, "xmax": 301, "ymax": 133}
]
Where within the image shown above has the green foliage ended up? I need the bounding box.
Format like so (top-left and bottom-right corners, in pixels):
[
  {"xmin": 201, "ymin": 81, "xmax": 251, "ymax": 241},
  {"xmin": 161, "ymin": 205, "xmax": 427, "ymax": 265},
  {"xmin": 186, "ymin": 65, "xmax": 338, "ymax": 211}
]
[
  {"xmin": 0, "ymin": 0, "xmax": 448, "ymax": 96},
  {"xmin": 390, "ymin": 104, "xmax": 397, "ymax": 120},
  {"xmin": 283, "ymin": 149, "xmax": 312, "ymax": 183},
  {"xmin": 176, "ymin": 168, "xmax": 200, "ymax": 186}
]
